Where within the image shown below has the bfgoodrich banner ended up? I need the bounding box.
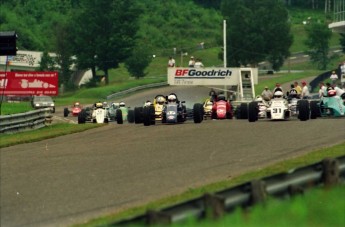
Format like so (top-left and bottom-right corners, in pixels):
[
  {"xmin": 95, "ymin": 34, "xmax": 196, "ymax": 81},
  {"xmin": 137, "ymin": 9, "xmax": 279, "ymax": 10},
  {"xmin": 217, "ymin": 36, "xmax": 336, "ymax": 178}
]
[{"xmin": 167, "ymin": 67, "xmax": 258, "ymax": 86}]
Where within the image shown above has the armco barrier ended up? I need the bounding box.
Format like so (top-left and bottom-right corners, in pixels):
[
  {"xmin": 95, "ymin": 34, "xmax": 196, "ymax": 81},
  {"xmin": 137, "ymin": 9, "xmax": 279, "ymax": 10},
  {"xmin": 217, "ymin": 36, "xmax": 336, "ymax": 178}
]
[
  {"xmin": 113, "ymin": 155, "xmax": 345, "ymax": 226},
  {"xmin": 106, "ymin": 82, "xmax": 168, "ymax": 100},
  {"xmin": 0, "ymin": 108, "xmax": 53, "ymax": 134}
]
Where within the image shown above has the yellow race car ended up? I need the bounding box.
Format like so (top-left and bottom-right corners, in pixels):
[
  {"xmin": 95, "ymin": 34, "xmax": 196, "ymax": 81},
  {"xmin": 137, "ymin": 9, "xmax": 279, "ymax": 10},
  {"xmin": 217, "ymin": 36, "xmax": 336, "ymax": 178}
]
[{"xmin": 203, "ymin": 98, "xmax": 214, "ymax": 119}]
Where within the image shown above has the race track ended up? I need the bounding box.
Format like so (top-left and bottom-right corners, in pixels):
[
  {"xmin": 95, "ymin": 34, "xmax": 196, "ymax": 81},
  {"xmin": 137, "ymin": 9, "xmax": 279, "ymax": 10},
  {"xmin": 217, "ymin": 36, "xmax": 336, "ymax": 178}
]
[{"xmin": 1, "ymin": 86, "xmax": 345, "ymax": 227}]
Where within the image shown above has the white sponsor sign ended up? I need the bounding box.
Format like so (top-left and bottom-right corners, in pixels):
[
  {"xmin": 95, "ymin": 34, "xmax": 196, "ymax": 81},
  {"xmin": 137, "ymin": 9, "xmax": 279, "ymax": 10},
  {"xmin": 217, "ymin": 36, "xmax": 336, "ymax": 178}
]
[{"xmin": 167, "ymin": 67, "xmax": 258, "ymax": 86}]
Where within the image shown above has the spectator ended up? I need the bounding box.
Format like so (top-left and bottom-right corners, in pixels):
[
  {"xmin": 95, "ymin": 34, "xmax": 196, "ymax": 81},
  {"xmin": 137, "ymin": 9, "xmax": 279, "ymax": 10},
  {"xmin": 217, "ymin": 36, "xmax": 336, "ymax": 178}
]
[
  {"xmin": 334, "ymin": 84, "xmax": 345, "ymax": 99},
  {"xmin": 301, "ymin": 81, "xmax": 310, "ymax": 99},
  {"xmin": 273, "ymin": 83, "xmax": 283, "ymax": 94},
  {"xmin": 194, "ymin": 58, "xmax": 204, "ymax": 68},
  {"xmin": 318, "ymin": 82, "xmax": 327, "ymax": 98},
  {"xmin": 326, "ymin": 82, "xmax": 333, "ymax": 91},
  {"xmin": 287, "ymin": 84, "xmax": 298, "ymax": 99},
  {"xmin": 168, "ymin": 56, "xmax": 175, "ymax": 67},
  {"xmin": 188, "ymin": 56, "xmax": 195, "ymax": 67},
  {"xmin": 294, "ymin": 81, "xmax": 302, "ymax": 97},
  {"xmin": 340, "ymin": 62, "xmax": 345, "ymax": 78},
  {"xmin": 261, "ymin": 86, "xmax": 273, "ymax": 101},
  {"xmin": 330, "ymin": 71, "xmax": 338, "ymax": 84},
  {"xmin": 209, "ymin": 88, "xmax": 218, "ymax": 102}
]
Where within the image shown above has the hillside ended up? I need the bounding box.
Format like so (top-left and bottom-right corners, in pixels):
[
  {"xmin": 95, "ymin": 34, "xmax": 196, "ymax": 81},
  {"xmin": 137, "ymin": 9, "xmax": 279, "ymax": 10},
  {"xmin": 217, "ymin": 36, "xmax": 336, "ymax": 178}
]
[{"xmin": 1, "ymin": 1, "xmax": 342, "ymax": 84}]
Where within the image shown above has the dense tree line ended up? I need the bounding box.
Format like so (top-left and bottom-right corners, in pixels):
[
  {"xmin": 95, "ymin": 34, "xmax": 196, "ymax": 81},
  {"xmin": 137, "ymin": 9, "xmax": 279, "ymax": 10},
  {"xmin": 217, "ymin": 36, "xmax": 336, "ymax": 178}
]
[{"xmin": 0, "ymin": 0, "xmax": 338, "ymax": 88}]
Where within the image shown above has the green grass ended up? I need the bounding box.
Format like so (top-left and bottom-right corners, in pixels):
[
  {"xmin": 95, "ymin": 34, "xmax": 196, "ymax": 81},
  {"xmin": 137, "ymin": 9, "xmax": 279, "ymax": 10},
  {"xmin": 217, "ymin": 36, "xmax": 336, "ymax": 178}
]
[
  {"xmin": 0, "ymin": 102, "xmax": 33, "ymax": 115},
  {"xmin": 179, "ymin": 185, "xmax": 345, "ymax": 227},
  {"xmin": 0, "ymin": 123, "xmax": 104, "ymax": 148},
  {"xmin": 75, "ymin": 142, "xmax": 345, "ymax": 227}
]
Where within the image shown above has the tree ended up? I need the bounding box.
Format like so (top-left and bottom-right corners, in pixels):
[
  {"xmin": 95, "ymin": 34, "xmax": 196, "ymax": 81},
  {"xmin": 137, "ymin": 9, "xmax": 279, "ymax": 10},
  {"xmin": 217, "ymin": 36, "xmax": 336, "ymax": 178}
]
[
  {"xmin": 69, "ymin": 0, "xmax": 140, "ymax": 85},
  {"xmin": 304, "ymin": 21, "xmax": 332, "ymax": 70},
  {"xmin": 125, "ymin": 43, "xmax": 153, "ymax": 79},
  {"xmin": 37, "ymin": 51, "xmax": 56, "ymax": 71},
  {"xmin": 340, "ymin": 34, "xmax": 345, "ymax": 53},
  {"xmin": 220, "ymin": 0, "xmax": 292, "ymax": 70}
]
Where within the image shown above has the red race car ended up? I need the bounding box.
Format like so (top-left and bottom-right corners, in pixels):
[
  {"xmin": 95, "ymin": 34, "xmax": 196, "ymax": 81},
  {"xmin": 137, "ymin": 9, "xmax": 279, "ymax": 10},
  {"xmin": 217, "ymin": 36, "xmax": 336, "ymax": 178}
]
[
  {"xmin": 211, "ymin": 95, "xmax": 233, "ymax": 119},
  {"xmin": 64, "ymin": 102, "xmax": 82, "ymax": 117}
]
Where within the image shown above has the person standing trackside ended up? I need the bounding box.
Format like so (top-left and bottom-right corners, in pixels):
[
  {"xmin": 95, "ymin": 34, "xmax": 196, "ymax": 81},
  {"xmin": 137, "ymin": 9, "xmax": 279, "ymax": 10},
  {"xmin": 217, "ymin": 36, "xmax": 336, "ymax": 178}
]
[
  {"xmin": 194, "ymin": 58, "xmax": 204, "ymax": 68},
  {"xmin": 168, "ymin": 56, "xmax": 175, "ymax": 67},
  {"xmin": 330, "ymin": 71, "xmax": 338, "ymax": 85},
  {"xmin": 273, "ymin": 83, "xmax": 283, "ymax": 94},
  {"xmin": 318, "ymin": 82, "xmax": 327, "ymax": 98},
  {"xmin": 294, "ymin": 81, "xmax": 302, "ymax": 97},
  {"xmin": 188, "ymin": 56, "xmax": 195, "ymax": 67},
  {"xmin": 261, "ymin": 86, "xmax": 273, "ymax": 101},
  {"xmin": 301, "ymin": 81, "xmax": 310, "ymax": 99}
]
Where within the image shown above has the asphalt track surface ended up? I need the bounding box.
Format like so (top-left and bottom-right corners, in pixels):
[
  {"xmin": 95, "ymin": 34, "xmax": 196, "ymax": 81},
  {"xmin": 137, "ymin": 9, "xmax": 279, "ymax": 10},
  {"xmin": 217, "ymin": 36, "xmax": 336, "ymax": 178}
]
[{"xmin": 1, "ymin": 86, "xmax": 345, "ymax": 227}]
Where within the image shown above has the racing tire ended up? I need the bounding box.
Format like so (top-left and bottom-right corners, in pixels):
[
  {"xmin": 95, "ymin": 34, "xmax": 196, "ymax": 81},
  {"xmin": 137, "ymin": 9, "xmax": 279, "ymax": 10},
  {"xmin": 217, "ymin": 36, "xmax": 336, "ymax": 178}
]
[
  {"xmin": 134, "ymin": 107, "xmax": 143, "ymax": 124},
  {"xmin": 116, "ymin": 109, "xmax": 123, "ymax": 124},
  {"xmin": 310, "ymin": 101, "xmax": 320, "ymax": 119},
  {"xmin": 143, "ymin": 106, "xmax": 151, "ymax": 126},
  {"xmin": 162, "ymin": 113, "xmax": 166, "ymax": 123},
  {"xmin": 149, "ymin": 105, "xmax": 155, "ymax": 125},
  {"xmin": 298, "ymin": 100, "xmax": 309, "ymax": 121},
  {"xmin": 128, "ymin": 109, "xmax": 135, "ymax": 123},
  {"xmin": 248, "ymin": 101, "xmax": 258, "ymax": 122},
  {"xmin": 63, "ymin": 108, "xmax": 69, "ymax": 117},
  {"xmin": 239, "ymin": 103, "xmax": 248, "ymax": 119},
  {"xmin": 78, "ymin": 110, "xmax": 86, "ymax": 124},
  {"xmin": 193, "ymin": 103, "xmax": 203, "ymax": 123}
]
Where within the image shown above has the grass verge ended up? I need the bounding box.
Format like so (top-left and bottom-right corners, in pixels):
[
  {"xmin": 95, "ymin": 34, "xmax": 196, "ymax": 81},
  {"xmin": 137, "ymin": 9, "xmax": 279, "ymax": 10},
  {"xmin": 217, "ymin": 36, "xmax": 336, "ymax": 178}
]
[
  {"xmin": 75, "ymin": 142, "xmax": 345, "ymax": 227},
  {"xmin": 0, "ymin": 123, "xmax": 104, "ymax": 148}
]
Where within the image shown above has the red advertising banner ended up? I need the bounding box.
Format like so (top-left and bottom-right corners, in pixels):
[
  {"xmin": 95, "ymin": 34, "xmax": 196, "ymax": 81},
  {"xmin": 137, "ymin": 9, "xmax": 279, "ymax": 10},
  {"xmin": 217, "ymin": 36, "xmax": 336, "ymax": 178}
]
[{"xmin": 0, "ymin": 71, "xmax": 58, "ymax": 96}]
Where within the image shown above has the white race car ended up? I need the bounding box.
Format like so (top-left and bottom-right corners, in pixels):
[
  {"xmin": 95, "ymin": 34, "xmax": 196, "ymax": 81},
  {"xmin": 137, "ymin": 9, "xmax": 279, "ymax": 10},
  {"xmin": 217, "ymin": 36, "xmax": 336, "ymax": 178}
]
[{"xmin": 248, "ymin": 91, "xmax": 309, "ymax": 122}]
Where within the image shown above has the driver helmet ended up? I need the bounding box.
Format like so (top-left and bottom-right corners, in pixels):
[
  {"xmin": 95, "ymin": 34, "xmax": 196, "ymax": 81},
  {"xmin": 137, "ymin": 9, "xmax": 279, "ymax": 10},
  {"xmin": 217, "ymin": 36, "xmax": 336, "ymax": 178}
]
[
  {"xmin": 75, "ymin": 102, "xmax": 80, "ymax": 106},
  {"xmin": 156, "ymin": 96, "xmax": 165, "ymax": 104},
  {"xmin": 217, "ymin": 94, "xmax": 226, "ymax": 101},
  {"xmin": 256, "ymin": 97, "xmax": 263, "ymax": 102},
  {"xmin": 119, "ymin": 101, "xmax": 125, "ymax": 107},
  {"xmin": 144, "ymin": 100, "xmax": 152, "ymax": 106},
  {"xmin": 167, "ymin": 94, "xmax": 177, "ymax": 102},
  {"xmin": 103, "ymin": 101, "xmax": 108, "ymax": 107},
  {"xmin": 273, "ymin": 91, "xmax": 283, "ymax": 98},
  {"xmin": 327, "ymin": 89, "xmax": 336, "ymax": 97}
]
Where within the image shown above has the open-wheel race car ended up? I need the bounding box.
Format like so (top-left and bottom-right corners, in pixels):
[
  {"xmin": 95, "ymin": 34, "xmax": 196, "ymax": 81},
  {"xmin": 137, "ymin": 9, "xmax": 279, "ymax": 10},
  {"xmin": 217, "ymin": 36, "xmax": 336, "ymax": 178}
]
[
  {"xmin": 247, "ymin": 91, "xmax": 311, "ymax": 122},
  {"xmin": 210, "ymin": 94, "xmax": 233, "ymax": 120},
  {"xmin": 141, "ymin": 93, "xmax": 204, "ymax": 126},
  {"xmin": 308, "ymin": 90, "xmax": 345, "ymax": 119},
  {"xmin": 113, "ymin": 101, "xmax": 134, "ymax": 124},
  {"xmin": 129, "ymin": 95, "xmax": 167, "ymax": 125},
  {"xmin": 64, "ymin": 102, "xmax": 82, "ymax": 117},
  {"xmin": 78, "ymin": 102, "xmax": 111, "ymax": 124}
]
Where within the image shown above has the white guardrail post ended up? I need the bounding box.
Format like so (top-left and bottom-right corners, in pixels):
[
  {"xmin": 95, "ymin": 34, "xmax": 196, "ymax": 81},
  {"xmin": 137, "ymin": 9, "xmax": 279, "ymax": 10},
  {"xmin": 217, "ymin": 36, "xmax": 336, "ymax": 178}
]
[{"xmin": 0, "ymin": 108, "xmax": 53, "ymax": 134}]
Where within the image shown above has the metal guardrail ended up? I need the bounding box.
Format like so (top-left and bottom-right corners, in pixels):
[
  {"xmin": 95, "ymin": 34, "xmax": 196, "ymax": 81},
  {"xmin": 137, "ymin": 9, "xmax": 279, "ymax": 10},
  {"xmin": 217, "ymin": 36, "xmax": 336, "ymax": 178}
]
[
  {"xmin": 0, "ymin": 108, "xmax": 53, "ymax": 134},
  {"xmin": 113, "ymin": 156, "xmax": 345, "ymax": 226},
  {"xmin": 106, "ymin": 82, "xmax": 168, "ymax": 100}
]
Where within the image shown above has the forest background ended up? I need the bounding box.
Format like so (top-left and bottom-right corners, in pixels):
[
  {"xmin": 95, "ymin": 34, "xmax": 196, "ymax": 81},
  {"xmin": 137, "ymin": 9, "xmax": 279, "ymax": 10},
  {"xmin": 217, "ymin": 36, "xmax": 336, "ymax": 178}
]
[{"xmin": 1, "ymin": 0, "xmax": 344, "ymax": 90}]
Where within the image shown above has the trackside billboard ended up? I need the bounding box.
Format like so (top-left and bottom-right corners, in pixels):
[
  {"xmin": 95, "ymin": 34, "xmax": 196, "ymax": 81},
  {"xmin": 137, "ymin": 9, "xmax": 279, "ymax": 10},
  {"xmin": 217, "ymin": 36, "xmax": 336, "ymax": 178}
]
[
  {"xmin": 0, "ymin": 71, "xmax": 58, "ymax": 96},
  {"xmin": 167, "ymin": 67, "xmax": 258, "ymax": 86}
]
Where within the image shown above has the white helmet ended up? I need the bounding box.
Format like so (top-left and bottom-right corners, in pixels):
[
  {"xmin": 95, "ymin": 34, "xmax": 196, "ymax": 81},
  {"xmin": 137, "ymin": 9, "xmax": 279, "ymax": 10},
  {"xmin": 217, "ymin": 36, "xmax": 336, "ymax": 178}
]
[
  {"xmin": 144, "ymin": 100, "xmax": 152, "ymax": 106},
  {"xmin": 119, "ymin": 101, "xmax": 125, "ymax": 107},
  {"xmin": 168, "ymin": 94, "xmax": 177, "ymax": 102},
  {"xmin": 274, "ymin": 91, "xmax": 283, "ymax": 98},
  {"xmin": 156, "ymin": 96, "xmax": 165, "ymax": 104},
  {"xmin": 256, "ymin": 97, "xmax": 263, "ymax": 102}
]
